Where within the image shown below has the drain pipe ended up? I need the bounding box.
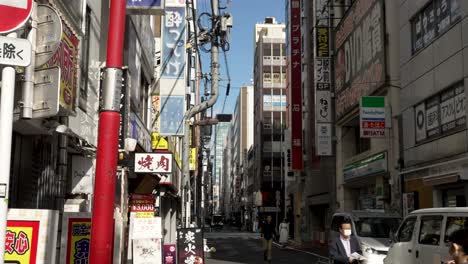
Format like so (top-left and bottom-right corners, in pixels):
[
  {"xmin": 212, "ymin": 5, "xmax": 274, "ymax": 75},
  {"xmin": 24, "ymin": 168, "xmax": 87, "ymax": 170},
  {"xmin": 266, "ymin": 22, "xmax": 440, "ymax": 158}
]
[{"xmin": 182, "ymin": 0, "xmax": 220, "ymax": 227}]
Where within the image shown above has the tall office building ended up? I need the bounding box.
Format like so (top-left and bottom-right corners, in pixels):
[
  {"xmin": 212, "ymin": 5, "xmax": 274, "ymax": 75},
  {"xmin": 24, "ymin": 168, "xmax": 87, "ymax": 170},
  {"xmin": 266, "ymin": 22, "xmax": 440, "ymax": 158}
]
[{"xmin": 253, "ymin": 18, "xmax": 287, "ymax": 223}]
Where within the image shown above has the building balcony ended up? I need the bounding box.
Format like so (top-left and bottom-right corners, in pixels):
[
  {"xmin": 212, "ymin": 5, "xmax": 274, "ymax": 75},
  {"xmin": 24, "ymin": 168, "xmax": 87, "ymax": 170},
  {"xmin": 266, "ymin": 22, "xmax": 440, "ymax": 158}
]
[{"xmin": 262, "ymin": 56, "xmax": 286, "ymax": 66}]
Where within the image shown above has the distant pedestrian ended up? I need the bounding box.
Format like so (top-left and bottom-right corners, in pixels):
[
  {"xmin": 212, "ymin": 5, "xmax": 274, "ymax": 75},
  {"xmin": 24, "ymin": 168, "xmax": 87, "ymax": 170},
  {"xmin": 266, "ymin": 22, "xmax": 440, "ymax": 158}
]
[
  {"xmin": 448, "ymin": 229, "xmax": 468, "ymax": 264},
  {"xmin": 279, "ymin": 219, "xmax": 289, "ymax": 248},
  {"xmin": 329, "ymin": 217, "xmax": 363, "ymax": 264},
  {"xmin": 261, "ymin": 215, "xmax": 277, "ymax": 263}
]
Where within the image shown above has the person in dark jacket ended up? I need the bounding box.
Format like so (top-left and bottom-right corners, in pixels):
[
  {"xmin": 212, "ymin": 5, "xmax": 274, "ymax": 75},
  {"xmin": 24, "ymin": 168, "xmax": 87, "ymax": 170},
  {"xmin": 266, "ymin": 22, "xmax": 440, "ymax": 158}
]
[
  {"xmin": 329, "ymin": 217, "xmax": 363, "ymax": 264},
  {"xmin": 261, "ymin": 215, "xmax": 277, "ymax": 263},
  {"xmin": 448, "ymin": 229, "xmax": 468, "ymax": 264}
]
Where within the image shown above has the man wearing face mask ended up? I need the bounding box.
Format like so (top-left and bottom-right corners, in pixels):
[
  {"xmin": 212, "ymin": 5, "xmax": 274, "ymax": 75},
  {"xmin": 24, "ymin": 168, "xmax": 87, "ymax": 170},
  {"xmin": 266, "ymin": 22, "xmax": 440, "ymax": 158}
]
[{"xmin": 329, "ymin": 218, "xmax": 362, "ymax": 264}]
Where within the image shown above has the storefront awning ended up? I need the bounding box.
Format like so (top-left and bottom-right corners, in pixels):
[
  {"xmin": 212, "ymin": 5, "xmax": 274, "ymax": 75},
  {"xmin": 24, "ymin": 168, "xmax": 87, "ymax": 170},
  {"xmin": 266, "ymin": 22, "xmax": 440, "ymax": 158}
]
[{"xmin": 422, "ymin": 173, "xmax": 459, "ymax": 186}]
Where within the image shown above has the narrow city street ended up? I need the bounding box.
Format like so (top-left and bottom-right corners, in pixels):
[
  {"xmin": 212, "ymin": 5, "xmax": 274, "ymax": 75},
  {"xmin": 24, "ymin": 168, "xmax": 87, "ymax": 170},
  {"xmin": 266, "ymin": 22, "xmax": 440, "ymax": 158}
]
[{"xmin": 205, "ymin": 231, "xmax": 328, "ymax": 264}]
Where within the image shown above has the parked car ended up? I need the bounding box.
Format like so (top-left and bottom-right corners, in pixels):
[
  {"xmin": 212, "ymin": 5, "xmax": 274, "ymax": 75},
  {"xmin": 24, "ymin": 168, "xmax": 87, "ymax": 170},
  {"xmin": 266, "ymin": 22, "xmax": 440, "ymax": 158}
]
[
  {"xmin": 331, "ymin": 210, "xmax": 401, "ymax": 264},
  {"xmin": 211, "ymin": 214, "xmax": 224, "ymax": 229},
  {"xmin": 384, "ymin": 207, "xmax": 468, "ymax": 264}
]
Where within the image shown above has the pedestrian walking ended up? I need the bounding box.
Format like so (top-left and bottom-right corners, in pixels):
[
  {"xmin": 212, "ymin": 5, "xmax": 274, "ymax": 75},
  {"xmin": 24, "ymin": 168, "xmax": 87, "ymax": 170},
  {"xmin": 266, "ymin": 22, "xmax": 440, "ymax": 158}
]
[
  {"xmin": 261, "ymin": 215, "xmax": 277, "ymax": 263},
  {"xmin": 279, "ymin": 219, "xmax": 289, "ymax": 248},
  {"xmin": 329, "ymin": 217, "xmax": 363, "ymax": 264},
  {"xmin": 447, "ymin": 229, "xmax": 468, "ymax": 264}
]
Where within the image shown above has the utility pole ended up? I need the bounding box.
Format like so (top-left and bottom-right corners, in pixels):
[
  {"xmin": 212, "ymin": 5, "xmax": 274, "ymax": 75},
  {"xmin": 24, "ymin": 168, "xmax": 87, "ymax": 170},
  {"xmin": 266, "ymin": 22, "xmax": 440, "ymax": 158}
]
[
  {"xmin": 182, "ymin": 0, "xmax": 221, "ymax": 227},
  {"xmin": 0, "ymin": 32, "xmax": 18, "ymax": 264},
  {"xmin": 89, "ymin": 0, "xmax": 126, "ymax": 262}
]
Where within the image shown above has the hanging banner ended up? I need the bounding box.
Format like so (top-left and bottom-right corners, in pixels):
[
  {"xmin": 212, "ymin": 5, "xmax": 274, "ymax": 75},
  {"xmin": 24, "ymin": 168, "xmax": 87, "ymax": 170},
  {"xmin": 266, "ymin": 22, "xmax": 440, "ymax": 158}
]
[
  {"xmin": 177, "ymin": 228, "xmax": 204, "ymax": 264},
  {"xmin": 289, "ymin": 0, "xmax": 303, "ymax": 170}
]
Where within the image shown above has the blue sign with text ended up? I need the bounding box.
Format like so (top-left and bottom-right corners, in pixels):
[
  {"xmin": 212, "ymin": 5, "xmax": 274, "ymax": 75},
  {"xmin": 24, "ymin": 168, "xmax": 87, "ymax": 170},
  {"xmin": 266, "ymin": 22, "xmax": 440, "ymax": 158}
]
[{"xmin": 126, "ymin": 0, "xmax": 164, "ymax": 14}]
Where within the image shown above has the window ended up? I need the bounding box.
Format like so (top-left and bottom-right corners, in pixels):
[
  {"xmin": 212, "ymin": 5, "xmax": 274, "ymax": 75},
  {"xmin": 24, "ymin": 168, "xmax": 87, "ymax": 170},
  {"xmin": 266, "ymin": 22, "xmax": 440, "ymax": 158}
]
[
  {"xmin": 355, "ymin": 127, "xmax": 370, "ymax": 154},
  {"xmin": 444, "ymin": 217, "xmax": 468, "ymax": 243},
  {"xmin": 355, "ymin": 217, "xmax": 400, "ymax": 238},
  {"xmin": 411, "ymin": 0, "xmax": 461, "ymax": 54},
  {"xmin": 418, "ymin": 215, "xmax": 443, "ymax": 246},
  {"xmin": 397, "ymin": 216, "xmax": 417, "ymax": 242},
  {"xmin": 79, "ymin": 6, "xmax": 92, "ymax": 111}
]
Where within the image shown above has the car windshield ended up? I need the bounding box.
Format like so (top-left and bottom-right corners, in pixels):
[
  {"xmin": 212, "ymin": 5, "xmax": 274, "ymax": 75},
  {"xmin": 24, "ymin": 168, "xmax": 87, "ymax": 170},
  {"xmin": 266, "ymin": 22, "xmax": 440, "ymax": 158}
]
[{"xmin": 355, "ymin": 217, "xmax": 400, "ymax": 238}]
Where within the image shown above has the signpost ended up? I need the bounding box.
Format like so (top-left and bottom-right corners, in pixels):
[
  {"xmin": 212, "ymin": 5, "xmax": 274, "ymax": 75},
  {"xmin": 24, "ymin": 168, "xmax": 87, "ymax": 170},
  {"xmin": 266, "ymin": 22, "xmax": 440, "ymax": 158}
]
[
  {"xmin": 0, "ymin": 36, "xmax": 31, "ymax": 67},
  {"xmin": 0, "ymin": 0, "xmax": 33, "ymax": 34},
  {"xmin": 0, "ymin": 1, "xmax": 33, "ymax": 257},
  {"xmin": 360, "ymin": 96, "xmax": 386, "ymax": 138}
]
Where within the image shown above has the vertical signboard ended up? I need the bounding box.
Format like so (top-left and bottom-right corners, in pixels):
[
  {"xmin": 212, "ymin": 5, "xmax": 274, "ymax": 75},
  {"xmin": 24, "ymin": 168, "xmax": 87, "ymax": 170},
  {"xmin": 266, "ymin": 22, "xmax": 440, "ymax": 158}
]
[
  {"xmin": 44, "ymin": 21, "xmax": 79, "ymax": 114},
  {"xmin": 65, "ymin": 217, "xmax": 91, "ymax": 264},
  {"xmin": 360, "ymin": 96, "xmax": 386, "ymax": 137},
  {"xmin": 289, "ymin": 0, "xmax": 303, "ymax": 170},
  {"xmin": 334, "ymin": 0, "xmax": 385, "ymax": 119},
  {"xmin": 160, "ymin": 4, "xmax": 186, "ymax": 136},
  {"xmin": 163, "ymin": 244, "xmax": 177, "ymax": 264},
  {"xmin": 315, "ymin": 0, "xmax": 332, "ymax": 156},
  {"xmin": 177, "ymin": 228, "xmax": 204, "ymax": 264}
]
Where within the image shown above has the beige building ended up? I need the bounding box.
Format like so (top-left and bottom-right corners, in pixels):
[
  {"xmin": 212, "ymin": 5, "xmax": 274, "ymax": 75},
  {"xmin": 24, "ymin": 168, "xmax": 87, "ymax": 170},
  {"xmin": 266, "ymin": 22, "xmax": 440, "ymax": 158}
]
[{"xmin": 399, "ymin": 0, "xmax": 468, "ymax": 212}]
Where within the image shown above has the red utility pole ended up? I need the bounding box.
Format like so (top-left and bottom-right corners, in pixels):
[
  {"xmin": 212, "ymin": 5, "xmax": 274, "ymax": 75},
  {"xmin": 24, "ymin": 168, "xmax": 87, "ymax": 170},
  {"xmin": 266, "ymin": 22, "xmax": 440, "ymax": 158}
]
[{"xmin": 89, "ymin": 0, "xmax": 126, "ymax": 262}]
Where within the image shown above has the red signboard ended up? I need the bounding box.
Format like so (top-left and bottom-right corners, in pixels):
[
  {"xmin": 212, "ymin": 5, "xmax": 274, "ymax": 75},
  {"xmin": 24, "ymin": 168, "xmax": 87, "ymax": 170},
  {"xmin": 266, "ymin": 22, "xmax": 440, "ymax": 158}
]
[
  {"xmin": 0, "ymin": 0, "xmax": 33, "ymax": 33},
  {"xmin": 289, "ymin": 0, "xmax": 303, "ymax": 170}
]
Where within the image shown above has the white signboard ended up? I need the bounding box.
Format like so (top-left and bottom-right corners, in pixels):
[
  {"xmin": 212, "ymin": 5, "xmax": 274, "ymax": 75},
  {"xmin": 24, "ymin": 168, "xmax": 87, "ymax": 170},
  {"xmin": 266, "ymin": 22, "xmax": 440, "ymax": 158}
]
[
  {"xmin": 316, "ymin": 91, "xmax": 331, "ymax": 122},
  {"xmin": 316, "ymin": 123, "xmax": 332, "ymax": 156},
  {"xmin": 360, "ymin": 96, "xmax": 386, "ymax": 138},
  {"xmin": 134, "ymin": 153, "xmax": 173, "ymax": 173},
  {"xmin": 132, "ymin": 217, "xmax": 162, "ymax": 239},
  {"xmin": 71, "ymin": 156, "xmax": 94, "ymax": 194},
  {"xmin": 133, "ymin": 238, "xmax": 162, "ymax": 264},
  {"xmin": 0, "ymin": 36, "xmax": 31, "ymax": 66}
]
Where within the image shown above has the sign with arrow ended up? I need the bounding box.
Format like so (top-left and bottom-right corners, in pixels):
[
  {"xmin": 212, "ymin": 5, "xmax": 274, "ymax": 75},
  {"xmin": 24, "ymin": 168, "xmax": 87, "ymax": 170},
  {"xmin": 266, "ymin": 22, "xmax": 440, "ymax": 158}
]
[{"xmin": 0, "ymin": 36, "xmax": 31, "ymax": 66}]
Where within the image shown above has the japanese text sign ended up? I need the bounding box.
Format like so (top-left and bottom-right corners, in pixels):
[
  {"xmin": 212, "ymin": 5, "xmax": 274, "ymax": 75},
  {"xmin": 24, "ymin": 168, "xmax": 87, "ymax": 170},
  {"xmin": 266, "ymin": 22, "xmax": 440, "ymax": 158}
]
[
  {"xmin": 360, "ymin": 96, "xmax": 385, "ymax": 137},
  {"xmin": 0, "ymin": 36, "xmax": 31, "ymax": 66},
  {"xmin": 135, "ymin": 153, "xmax": 173, "ymax": 173},
  {"xmin": 5, "ymin": 220, "xmax": 39, "ymax": 264},
  {"xmin": 177, "ymin": 228, "xmax": 204, "ymax": 264},
  {"xmin": 334, "ymin": 0, "xmax": 385, "ymax": 119},
  {"xmin": 66, "ymin": 218, "xmax": 91, "ymax": 264},
  {"xmin": 316, "ymin": 27, "xmax": 329, "ymax": 57},
  {"xmin": 131, "ymin": 217, "xmax": 162, "ymax": 239},
  {"xmin": 161, "ymin": 6, "xmax": 186, "ymax": 79},
  {"xmin": 44, "ymin": 22, "xmax": 79, "ymax": 114},
  {"xmin": 289, "ymin": 0, "xmax": 303, "ymax": 170},
  {"xmin": 163, "ymin": 244, "xmax": 176, "ymax": 264}
]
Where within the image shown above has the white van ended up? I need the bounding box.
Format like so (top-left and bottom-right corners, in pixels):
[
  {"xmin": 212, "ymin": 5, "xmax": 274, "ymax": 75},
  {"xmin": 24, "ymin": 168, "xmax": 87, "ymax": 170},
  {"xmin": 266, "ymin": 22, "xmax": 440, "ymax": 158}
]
[
  {"xmin": 330, "ymin": 211, "xmax": 401, "ymax": 264},
  {"xmin": 384, "ymin": 208, "xmax": 468, "ymax": 264}
]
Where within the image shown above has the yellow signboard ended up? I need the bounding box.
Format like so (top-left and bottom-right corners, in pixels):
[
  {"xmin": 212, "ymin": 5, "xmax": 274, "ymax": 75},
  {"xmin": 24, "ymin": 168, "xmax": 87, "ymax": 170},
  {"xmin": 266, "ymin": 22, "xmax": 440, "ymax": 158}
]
[
  {"xmin": 189, "ymin": 147, "xmax": 197, "ymax": 171},
  {"xmin": 67, "ymin": 219, "xmax": 91, "ymax": 264},
  {"xmin": 152, "ymin": 133, "xmax": 168, "ymax": 150},
  {"xmin": 5, "ymin": 221, "xmax": 40, "ymax": 264}
]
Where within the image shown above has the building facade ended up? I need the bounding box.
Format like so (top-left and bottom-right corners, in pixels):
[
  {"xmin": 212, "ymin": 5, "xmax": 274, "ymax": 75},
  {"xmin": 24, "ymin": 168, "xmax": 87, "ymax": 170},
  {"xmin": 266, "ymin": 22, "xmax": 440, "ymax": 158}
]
[
  {"xmin": 399, "ymin": 0, "xmax": 468, "ymax": 213},
  {"xmin": 333, "ymin": 0, "xmax": 401, "ymax": 214},
  {"xmin": 253, "ymin": 18, "xmax": 287, "ymax": 226}
]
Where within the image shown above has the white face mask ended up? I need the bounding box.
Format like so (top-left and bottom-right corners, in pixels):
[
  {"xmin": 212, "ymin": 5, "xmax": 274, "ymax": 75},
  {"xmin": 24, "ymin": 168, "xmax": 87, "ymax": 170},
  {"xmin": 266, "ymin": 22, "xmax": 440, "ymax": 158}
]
[{"xmin": 343, "ymin": 229, "xmax": 352, "ymax": 236}]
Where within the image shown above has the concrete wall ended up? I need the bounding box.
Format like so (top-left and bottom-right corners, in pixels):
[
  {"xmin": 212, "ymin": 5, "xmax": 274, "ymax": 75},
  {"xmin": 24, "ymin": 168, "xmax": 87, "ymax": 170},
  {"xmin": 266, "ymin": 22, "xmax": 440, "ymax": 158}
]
[{"xmin": 400, "ymin": 0, "xmax": 468, "ymax": 167}]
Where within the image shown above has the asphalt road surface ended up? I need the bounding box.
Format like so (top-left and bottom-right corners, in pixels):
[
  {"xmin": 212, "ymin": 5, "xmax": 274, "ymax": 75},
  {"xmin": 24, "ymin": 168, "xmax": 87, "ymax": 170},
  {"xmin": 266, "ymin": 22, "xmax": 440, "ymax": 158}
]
[{"xmin": 204, "ymin": 231, "xmax": 329, "ymax": 264}]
